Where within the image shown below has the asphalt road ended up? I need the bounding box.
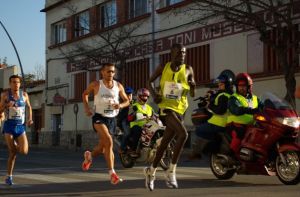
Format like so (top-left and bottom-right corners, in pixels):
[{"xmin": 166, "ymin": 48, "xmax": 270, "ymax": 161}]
[{"xmin": 0, "ymin": 147, "xmax": 299, "ymax": 197}]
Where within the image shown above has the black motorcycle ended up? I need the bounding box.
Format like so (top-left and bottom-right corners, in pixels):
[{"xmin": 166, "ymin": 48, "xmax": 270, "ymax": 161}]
[{"xmin": 116, "ymin": 115, "xmax": 174, "ymax": 170}]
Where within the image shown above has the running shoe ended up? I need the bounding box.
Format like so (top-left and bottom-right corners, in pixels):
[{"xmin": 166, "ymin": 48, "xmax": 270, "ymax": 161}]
[
  {"xmin": 144, "ymin": 167, "xmax": 155, "ymax": 191},
  {"xmin": 110, "ymin": 173, "xmax": 123, "ymax": 185},
  {"xmin": 82, "ymin": 151, "xmax": 92, "ymax": 171},
  {"xmin": 5, "ymin": 176, "xmax": 13, "ymax": 186},
  {"xmin": 165, "ymin": 170, "xmax": 178, "ymax": 189}
]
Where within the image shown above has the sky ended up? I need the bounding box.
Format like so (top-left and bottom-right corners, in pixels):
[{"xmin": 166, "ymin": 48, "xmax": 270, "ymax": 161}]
[{"xmin": 0, "ymin": 0, "xmax": 45, "ymax": 74}]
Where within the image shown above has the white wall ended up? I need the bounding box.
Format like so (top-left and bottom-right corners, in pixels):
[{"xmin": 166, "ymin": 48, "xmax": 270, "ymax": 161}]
[{"xmin": 211, "ymin": 34, "xmax": 247, "ymax": 78}]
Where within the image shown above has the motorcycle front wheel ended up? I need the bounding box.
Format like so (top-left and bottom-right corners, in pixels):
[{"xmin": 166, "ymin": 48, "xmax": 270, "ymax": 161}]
[
  {"xmin": 210, "ymin": 153, "xmax": 236, "ymax": 180},
  {"xmin": 119, "ymin": 153, "xmax": 135, "ymax": 168},
  {"xmin": 276, "ymin": 151, "xmax": 300, "ymax": 185}
]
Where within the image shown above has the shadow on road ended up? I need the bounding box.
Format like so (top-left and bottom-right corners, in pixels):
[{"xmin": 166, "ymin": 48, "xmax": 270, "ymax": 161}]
[{"xmin": 0, "ymin": 177, "xmax": 281, "ymax": 196}]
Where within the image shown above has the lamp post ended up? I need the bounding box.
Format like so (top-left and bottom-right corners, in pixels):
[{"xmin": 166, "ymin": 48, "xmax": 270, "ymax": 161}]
[{"xmin": 0, "ymin": 20, "xmax": 26, "ymax": 89}]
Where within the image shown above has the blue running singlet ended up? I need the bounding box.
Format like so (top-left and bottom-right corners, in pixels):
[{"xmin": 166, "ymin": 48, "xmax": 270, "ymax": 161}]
[{"xmin": 3, "ymin": 90, "xmax": 26, "ymax": 138}]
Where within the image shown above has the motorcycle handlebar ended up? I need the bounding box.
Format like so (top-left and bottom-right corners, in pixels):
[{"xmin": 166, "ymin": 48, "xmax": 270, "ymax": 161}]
[{"xmin": 193, "ymin": 95, "xmax": 208, "ymax": 101}]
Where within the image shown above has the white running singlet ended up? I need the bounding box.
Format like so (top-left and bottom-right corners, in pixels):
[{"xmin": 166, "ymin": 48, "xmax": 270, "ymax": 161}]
[{"xmin": 94, "ymin": 80, "xmax": 120, "ymax": 118}]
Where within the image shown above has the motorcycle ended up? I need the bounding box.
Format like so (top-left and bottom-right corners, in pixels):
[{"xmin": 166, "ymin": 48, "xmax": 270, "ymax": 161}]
[
  {"xmin": 116, "ymin": 114, "xmax": 174, "ymax": 170},
  {"xmin": 191, "ymin": 95, "xmax": 212, "ymax": 126},
  {"xmin": 210, "ymin": 92, "xmax": 300, "ymax": 185}
]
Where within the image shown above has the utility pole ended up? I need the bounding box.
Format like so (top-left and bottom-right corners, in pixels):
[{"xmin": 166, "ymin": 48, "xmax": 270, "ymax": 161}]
[{"xmin": 0, "ymin": 20, "xmax": 26, "ymax": 90}]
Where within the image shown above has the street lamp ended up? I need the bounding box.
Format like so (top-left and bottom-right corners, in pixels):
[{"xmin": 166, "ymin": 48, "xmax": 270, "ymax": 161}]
[{"xmin": 0, "ymin": 19, "xmax": 26, "ymax": 89}]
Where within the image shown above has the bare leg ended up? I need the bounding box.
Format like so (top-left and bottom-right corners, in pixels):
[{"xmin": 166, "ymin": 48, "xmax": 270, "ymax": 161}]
[
  {"xmin": 152, "ymin": 126, "xmax": 175, "ymax": 168},
  {"xmin": 4, "ymin": 134, "xmax": 17, "ymax": 176},
  {"xmin": 93, "ymin": 124, "xmax": 114, "ymax": 170},
  {"xmin": 91, "ymin": 136, "xmax": 104, "ymax": 158},
  {"xmin": 16, "ymin": 133, "xmax": 29, "ymax": 155},
  {"xmin": 152, "ymin": 111, "xmax": 188, "ymax": 167}
]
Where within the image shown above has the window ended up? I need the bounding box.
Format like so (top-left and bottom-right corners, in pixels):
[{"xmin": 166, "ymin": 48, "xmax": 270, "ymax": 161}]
[
  {"xmin": 52, "ymin": 21, "xmax": 66, "ymax": 44},
  {"xmin": 187, "ymin": 45, "xmax": 210, "ymax": 84},
  {"xmin": 73, "ymin": 72, "xmax": 87, "ymax": 100},
  {"xmin": 165, "ymin": 0, "xmax": 183, "ymax": 6},
  {"xmin": 100, "ymin": 0, "xmax": 117, "ymax": 28},
  {"xmin": 263, "ymin": 26, "xmax": 299, "ymax": 74},
  {"xmin": 74, "ymin": 11, "xmax": 90, "ymax": 37},
  {"xmin": 89, "ymin": 70, "xmax": 99, "ymax": 83},
  {"xmin": 129, "ymin": 0, "xmax": 148, "ymax": 18},
  {"xmin": 123, "ymin": 58, "xmax": 150, "ymax": 90}
]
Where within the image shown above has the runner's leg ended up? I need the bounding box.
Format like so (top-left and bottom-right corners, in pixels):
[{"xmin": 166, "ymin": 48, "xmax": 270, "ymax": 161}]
[
  {"xmin": 16, "ymin": 133, "xmax": 28, "ymax": 155},
  {"xmin": 94, "ymin": 124, "xmax": 114, "ymax": 170},
  {"xmin": 4, "ymin": 134, "xmax": 17, "ymax": 176}
]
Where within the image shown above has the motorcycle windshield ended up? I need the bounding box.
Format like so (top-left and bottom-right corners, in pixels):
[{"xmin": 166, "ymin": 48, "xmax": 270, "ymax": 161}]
[{"xmin": 260, "ymin": 92, "xmax": 298, "ymax": 117}]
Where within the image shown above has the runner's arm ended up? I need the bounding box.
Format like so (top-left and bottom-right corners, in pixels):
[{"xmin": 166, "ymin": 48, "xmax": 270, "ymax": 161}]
[
  {"xmin": 116, "ymin": 83, "xmax": 129, "ymax": 109},
  {"xmin": 148, "ymin": 64, "xmax": 164, "ymax": 96},
  {"xmin": 148, "ymin": 64, "xmax": 164, "ymax": 103},
  {"xmin": 82, "ymin": 81, "xmax": 96, "ymax": 116},
  {"xmin": 24, "ymin": 92, "xmax": 33, "ymax": 126},
  {"xmin": 187, "ymin": 65, "xmax": 196, "ymax": 97},
  {"xmin": 0, "ymin": 92, "xmax": 7, "ymax": 113}
]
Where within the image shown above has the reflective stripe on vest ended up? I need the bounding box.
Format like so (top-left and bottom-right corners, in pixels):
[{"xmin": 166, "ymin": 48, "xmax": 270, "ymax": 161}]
[
  {"xmin": 158, "ymin": 62, "xmax": 190, "ymax": 115},
  {"xmin": 130, "ymin": 103, "xmax": 153, "ymax": 128},
  {"xmin": 207, "ymin": 92, "xmax": 231, "ymax": 127},
  {"xmin": 227, "ymin": 93, "xmax": 258, "ymax": 125}
]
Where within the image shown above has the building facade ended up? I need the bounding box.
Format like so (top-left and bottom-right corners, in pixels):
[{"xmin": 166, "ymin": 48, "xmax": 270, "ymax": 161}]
[{"xmin": 41, "ymin": 0, "xmax": 300, "ymax": 149}]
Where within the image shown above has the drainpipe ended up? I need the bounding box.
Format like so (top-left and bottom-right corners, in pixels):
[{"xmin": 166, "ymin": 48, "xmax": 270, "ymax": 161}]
[{"xmin": 151, "ymin": 0, "xmax": 156, "ymax": 73}]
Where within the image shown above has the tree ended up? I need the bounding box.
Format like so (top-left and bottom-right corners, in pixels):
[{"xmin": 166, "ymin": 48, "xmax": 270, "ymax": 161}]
[
  {"xmin": 23, "ymin": 73, "xmax": 36, "ymax": 84},
  {"xmin": 188, "ymin": 0, "xmax": 300, "ymax": 106},
  {"xmin": 23, "ymin": 64, "xmax": 45, "ymax": 87},
  {"xmin": 0, "ymin": 57, "xmax": 8, "ymax": 68},
  {"xmin": 32, "ymin": 64, "xmax": 45, "ymax": 80}
]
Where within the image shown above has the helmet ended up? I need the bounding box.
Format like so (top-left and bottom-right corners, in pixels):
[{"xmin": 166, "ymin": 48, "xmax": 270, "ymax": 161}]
[
  {"xmin": 235, "ymin": 73, "xmax": 253, "ymax": 93},
  {"xmin": 215, "ymin": 74, "xmax": 233, "ymax": 85},
  {"xmin": 137, "ymin": 88, "xmax": 150, "ymax": 104},
  {"xmin": 214, "ymin": 74, "xmax": 233, "ymax": 93},
  {"xmin": 235, "ymin": 73, "xmax": 253, "ymax": 86},
  {"xmin": 125, "ymin": 86, "xmax": 134, "ymax": 94}
]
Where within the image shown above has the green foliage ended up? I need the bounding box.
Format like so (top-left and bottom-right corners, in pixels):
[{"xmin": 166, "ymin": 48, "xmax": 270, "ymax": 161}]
[{"xmin": 23, "ymin": 73, "xmax": 36, "ymax": 83}]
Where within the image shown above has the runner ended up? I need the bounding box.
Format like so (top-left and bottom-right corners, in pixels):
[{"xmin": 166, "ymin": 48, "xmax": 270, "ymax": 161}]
[
  {"xmin": 144, "ymin": 43, "xmax": 196, "ymax": 191},
  {"xmin": 81, "ymin": 63, "xmax": 129, "ymax": 185},
  {"xmin": 0, "ymin": 75, "xmax": 33, "ymax": 185}
]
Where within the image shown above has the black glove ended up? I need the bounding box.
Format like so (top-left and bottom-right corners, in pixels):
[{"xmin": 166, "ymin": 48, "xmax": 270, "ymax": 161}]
[
  {"xmin": 244, "ymin": 107, "xmax": 260, "ymax": 114},
  {"xmin": 132, "ymin": 106, "xmax": 138, "ymax": 112}
]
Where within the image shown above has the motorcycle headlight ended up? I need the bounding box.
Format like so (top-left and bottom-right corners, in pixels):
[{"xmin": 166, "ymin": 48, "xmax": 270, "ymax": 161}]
[{"xmin": 276, "ymin": 117, "xmax": 300, "ymax": 128}]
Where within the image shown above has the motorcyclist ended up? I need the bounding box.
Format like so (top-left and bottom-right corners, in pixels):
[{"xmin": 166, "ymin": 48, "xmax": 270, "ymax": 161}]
[
  {"xmin": 125, "ymin": 88, "xmax": 154, "ymax": 154},
  {"xmin": 227, "ymin": 73, "xmax": 263, "ymax": 152},
  {"xmin": 190, "ymin": 73, "xmax": 234, "ymax": 159},
  {"xmin": 118, "ymin": 86, "xmax": 134, "ymax": 151}
]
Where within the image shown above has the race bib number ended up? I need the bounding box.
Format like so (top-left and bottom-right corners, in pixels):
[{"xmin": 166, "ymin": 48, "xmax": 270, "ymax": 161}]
[
  {"xmin": 8, "ymin": 107, "xmax": 24, "ymax": 120},
  {"xmin": 163, "ymin": 81, "xmax": 183, "ymax": 100},
  {"xmin": 103, "ymin": 100, "xmax": 114, "ymax": 115}
]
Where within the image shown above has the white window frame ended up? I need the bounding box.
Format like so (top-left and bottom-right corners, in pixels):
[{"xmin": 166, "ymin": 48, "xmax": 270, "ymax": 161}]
[
  {"xmin": 165, "ymin": 0, "xmax": 183, "ymax": 7},
  {"xmin": 129, "ymin": 0, "xmax": 148, "ymax": 19},
  {"xmin": 74, "ymin": 11, "xmax": 90, "ymax": 37},
  {"xmin": 100, "ymin": 0, "xmax": 117, "ymax": 28},
  {"xmin": 52, "ymin": 20, "xmax": 67, "ymax": 44}
]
